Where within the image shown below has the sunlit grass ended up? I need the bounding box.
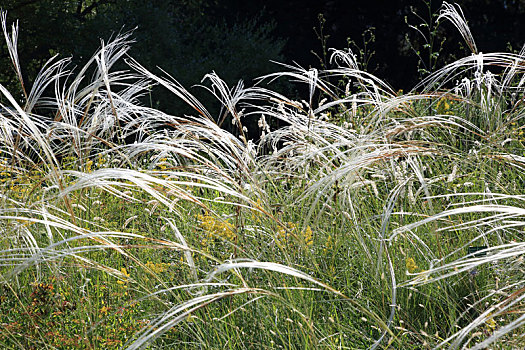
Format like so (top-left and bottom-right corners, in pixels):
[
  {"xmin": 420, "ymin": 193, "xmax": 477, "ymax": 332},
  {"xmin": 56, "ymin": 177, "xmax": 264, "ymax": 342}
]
[{"xmin": 1, "ymin": 2, "xmax": 525, "ymax": 349}]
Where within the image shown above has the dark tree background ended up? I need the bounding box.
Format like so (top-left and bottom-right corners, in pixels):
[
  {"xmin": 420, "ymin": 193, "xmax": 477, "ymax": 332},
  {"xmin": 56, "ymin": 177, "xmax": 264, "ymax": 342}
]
[{"xmin": 1, "ymin": 0, "xmax": 524, "ymax": 113}]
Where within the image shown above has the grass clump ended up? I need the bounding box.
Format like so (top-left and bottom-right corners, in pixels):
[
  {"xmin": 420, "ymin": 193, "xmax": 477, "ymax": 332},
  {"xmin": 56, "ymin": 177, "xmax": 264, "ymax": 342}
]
[{"xmin": 1, "ymin": 2, "xmax": 525, "ymax": 349}]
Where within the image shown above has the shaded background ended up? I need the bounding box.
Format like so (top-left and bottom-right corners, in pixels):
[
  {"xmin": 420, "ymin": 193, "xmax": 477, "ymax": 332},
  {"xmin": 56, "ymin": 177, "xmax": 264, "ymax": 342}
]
[{"xmin": 1, "ymin": 0, "xmax": 524, "ymax": 115}]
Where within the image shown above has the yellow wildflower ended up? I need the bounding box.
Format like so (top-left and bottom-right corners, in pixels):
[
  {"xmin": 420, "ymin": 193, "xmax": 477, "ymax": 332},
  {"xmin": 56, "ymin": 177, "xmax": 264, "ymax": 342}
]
[
  {"xmin": 197, "ymin": 212, "xmax": 236, "ymax": 242},
  {"xmin": 100, "ymin": 305, "xmax": 109, "ymax": 315},
  {"xmin": 485, "ymin": 313, "xmax": 497, "ymax": 332},
  {"xmin": 406, "ymin": 257, "xmax": 418, "ymax": 273},
  {"xmin": 145, "ymin": 261, "xmax": 167, "ymax": 274},
  {"xmin": 85, "ymin": 159, "xmax": 93, "ymax": 173},
  {"xmin": 121, "ymin": 267, "xmax": 130, "ymax": 277},
  {"xmin": 117, "ymin": 267, "xmax": 130, "ymax": 285},
  {"xmin": 436, "ymin": 97, "xmax": 453, "ymax": 115},
  {"xmin": 323, "ymin": 235, "xmax": 333, "ymax": 254},
  {"xmin": 156, "ymin": 158, "xmax": 168, "ymax": 170},
  {"xmin": 277, "ymin": 222, "xmax": 295, "ymax": 243},
  {"xmin": 303, "ymin": 226, "xmax": 313, "ymax": 246},
  {"xmin": 96, "ymin": 154, "xmax": 107, "ymax": 167},
  {"xmin": 277, "ymin": 222, "xmax": 313, "ymax": 247}
]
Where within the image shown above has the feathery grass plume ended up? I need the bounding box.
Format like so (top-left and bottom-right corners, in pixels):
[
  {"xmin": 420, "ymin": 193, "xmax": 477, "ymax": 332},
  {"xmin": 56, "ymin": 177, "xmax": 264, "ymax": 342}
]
[
  {"xmin": 2, "ymin": 2, "xmax": 525, "ymax": 349},
  {"xmin": 124, "ymin": 59, "xmax": 272, "ymax": 196},
  {"xmin": 438, "ymin": 2, "xmax": 477, "ymax": 54},
  {"xmin": 1, "ymin": 12, "xmax": 26, "ymax": 98},
  {"xmin": 255, "ymin": 4, "xmax": 525, "ymax": 347}
]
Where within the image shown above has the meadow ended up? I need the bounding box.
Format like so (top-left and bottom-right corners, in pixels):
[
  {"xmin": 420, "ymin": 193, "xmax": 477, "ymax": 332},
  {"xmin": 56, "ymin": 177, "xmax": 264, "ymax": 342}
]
[{"xmin": 0, "ymin": 3, "xmax": 524, "ymax": 349}]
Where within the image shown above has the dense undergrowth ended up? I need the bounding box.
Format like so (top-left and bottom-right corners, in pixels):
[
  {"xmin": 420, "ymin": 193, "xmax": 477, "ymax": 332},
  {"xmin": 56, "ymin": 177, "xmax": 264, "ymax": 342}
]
[{"xmin": 1, "ymin": 3, "xmax": 524, "ymax": 349}]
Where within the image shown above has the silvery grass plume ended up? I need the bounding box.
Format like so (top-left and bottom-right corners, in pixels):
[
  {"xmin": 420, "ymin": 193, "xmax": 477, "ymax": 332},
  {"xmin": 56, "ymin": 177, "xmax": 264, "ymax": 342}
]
[
  {"xmin": 0, "ymin": 9, "xmax": 267, "ymax": 213},
  {"xmin": 253, "ymin": 2, "xmax": 525, "ymax": 348},
  {"xmin": 437, "ymin": 2, "xmax": 477, "ymax": 54},
  {"xmin": 0, "ymin": 9, "xmax": 313, "ymax": 349},
  {"xmin": 0, "ymin": 4, "xmax": 277, "ymax": 244},
  {"xmin": 397, "ymin": 15, "xmax": 525, "ymax": 348},
  {"xmin": 2, "ymin": 2, "xmax": 525, "ymax": 349}
]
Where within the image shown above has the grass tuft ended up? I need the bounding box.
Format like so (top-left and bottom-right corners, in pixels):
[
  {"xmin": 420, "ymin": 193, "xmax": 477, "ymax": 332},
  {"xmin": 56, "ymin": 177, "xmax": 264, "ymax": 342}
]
[{"xmin": 1, "ymin": 3, "xmax": 525, "ymax": 349}]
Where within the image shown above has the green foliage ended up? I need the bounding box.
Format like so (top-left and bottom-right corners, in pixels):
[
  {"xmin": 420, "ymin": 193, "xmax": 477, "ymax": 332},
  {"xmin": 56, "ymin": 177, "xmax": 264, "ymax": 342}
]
[{"xmin": 1, "ymin": 2, "xmax": 525, "ymax": 349}]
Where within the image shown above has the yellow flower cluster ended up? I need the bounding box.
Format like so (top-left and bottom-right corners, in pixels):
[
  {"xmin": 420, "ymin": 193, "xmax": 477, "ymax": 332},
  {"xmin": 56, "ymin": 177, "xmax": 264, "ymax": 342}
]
[
  {"xmin": 197, "ymin": 212, "xmax": 236, "ymax": 242},
  {"xmin": 100, "ymin": 300, "xmax": 110, "ymax": 315},
  {"xmin": 485, "ymin": 313, "xmax": 497, "ymax": 333},
  {"xmin": 8, "ymin": 183, "xmax": 30, "ymax": 200},
  {"xmin": 156, "ymin": 158, "xmax": 169, "ymax": 170},
  {"xmin": 303, "ymin": 226, "xmax": 313, "ymax": 246},
  {"xmin": 277, "ymin": 222, "xmax": 313, "ymax": 247},
  {"xmin": 323, "ymin": 234, "xmax": 333, "ymax": 254},
  {"xmin": 145, "ymin": 261, "xmax": 168, "ymax": 274},
  {"xmin": 436, "ymin": 97, "xmax": 454, "ymax": 115},
  {"xmin": 96, "ymin": 154, "xmax": 107, "ymax": 167},
  {"xmin": 85, "ymin": 159, "xmax": 93, "ymax": 173},
  {"xmin": 0, "ymin": 158, "xmax": 10, "ymax": 183},
  {"xmin": 60, "ymin": 155, "xmax": 108, "ymax": 173},
  {"xmin": 61, "ymin": 156, "xmax": 77, "ymax": 170},
  {"xmin": 117, "ymin": 267, "xmax": 130, "ymax": 286},
  {"xmin": 406, "ymin": 257, "xmax": 419, "ymax": 273},
  {"xmin": 0, "ymin": 158, "xmax": 39, "ymax": 200},
  {"xmin": 155, "ymin": 158, "xmax": 171, "ymax": 179}
]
